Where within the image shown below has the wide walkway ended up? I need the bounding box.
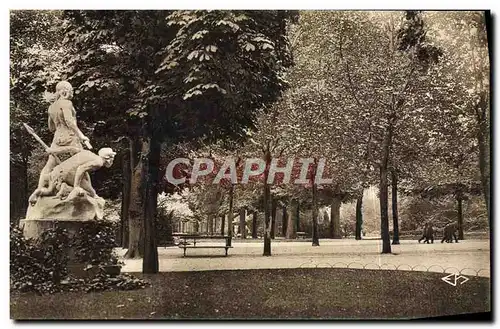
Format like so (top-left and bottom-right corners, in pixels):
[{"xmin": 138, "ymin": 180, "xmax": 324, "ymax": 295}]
[{"xmin": 118, "ymin": 238, "xmax": 490, "ymax": 277}]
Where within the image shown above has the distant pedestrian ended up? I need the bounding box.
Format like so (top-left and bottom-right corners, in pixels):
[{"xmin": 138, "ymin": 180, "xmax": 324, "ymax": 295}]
[{"xmin": 418, "ymin": 222, "xmax": 434, "ymax": 243}]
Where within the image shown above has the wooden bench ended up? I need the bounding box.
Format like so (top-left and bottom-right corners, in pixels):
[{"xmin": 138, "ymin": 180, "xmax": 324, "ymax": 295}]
[
  {"xmin": 172, "ymin": 233, "xmax": 233, "ymax": 256},
  {"xmin": 297, "ymin": 232, "xmax": 307, "ymax": 239}
]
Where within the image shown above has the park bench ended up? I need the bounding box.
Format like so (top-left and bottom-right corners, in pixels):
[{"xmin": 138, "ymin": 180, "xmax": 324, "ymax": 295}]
[
  {"xmin": 297, "ymin": 232, "xmax": 307, "ymax": 239},
  {"xmin": 172, "ymin": 233, "xmax": 233, "ymax": 256}
]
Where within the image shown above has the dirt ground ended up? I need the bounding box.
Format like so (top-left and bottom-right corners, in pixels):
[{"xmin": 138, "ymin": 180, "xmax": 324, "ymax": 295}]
[{"xmin": 119, "ymin": 238, "xmax": 490, "ymax": 277}]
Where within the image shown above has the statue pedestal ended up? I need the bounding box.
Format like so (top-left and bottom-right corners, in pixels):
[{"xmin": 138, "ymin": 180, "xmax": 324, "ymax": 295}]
[
  {"xmin": 19, "ymin": 218, "xmax": 97, "ymax": 278},
  {"xmin": 21, "ymin": 187, "xmax": 112, "ymax": 278},
  {"xmin": 25, "ymin": 194, "xmax": 105, "ymax": 221},
  {"xmin": 20, "ymin": 217, "xmax": 94, "ymax": 241}
]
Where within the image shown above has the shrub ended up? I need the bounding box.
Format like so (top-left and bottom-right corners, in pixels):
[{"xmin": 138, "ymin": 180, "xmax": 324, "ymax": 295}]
[
  {"xmin": 10, "ymin": 221, "xmax": 149, "ymax": 294},
  {"xmin": 156, "ymin": 208, "xmax": 174, "ymax": 246},
  {"xmin": 73, "ymin": 220, "xmax": 120, "ymax": 266},
  {"xmin": 35, "ymin": 225, "xmax": 70, "ymax": 284},
  {"xmin": 55, "ymin": 272, "xmax": 149, "ymax": 293},
  {"xmin": 10, "ymin": 223, "xmax": 70, "ymax": 294}
]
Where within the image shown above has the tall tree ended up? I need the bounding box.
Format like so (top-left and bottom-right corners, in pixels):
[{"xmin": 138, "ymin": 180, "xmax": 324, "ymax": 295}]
[
  {"xmin": 64, "ymin": 10, "xmax": 298, "ymax": 271},
  {"xmin": 331, "ymin": 11, "xmax": 443, "ymax": 253},
  {"xmin": 425, "ymin": 11, "xmax": 490, "ymax": 220},
  {"xmin": 398, "ymin": 11, "xmax": 488, "ymax": 239}
]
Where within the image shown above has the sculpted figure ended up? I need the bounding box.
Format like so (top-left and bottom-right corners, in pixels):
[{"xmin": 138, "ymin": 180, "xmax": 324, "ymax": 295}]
[
  {"xmin": 31, "ymin": 148, "xmax": 117, "ymax": 203},
  {"xmin": 29, "ymin": 81, "xmax": 92, "ymax": 204}
]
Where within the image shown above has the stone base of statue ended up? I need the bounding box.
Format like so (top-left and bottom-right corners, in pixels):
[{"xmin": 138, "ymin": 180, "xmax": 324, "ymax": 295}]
[
  {"xmin": 20, "ymin": 194, "xmax": 107, "ymax": 278},
  {"xmin": 19, "ymin": 216, "xmax": 122, "ymax": 279},
  {"xmin": 20, "ymin": 217, "xmax": 97, "ymax": 241},
  {"xmin": 19, "ymin": 217, "xmax": 93, "ymax": 277},
  {"xmin": 25, "ymin": 194, "xmax": 105, "ymax": 222}
]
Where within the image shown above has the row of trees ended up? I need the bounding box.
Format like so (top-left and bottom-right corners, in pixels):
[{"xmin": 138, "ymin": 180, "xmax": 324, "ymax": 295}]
[
  {"xmin": 191, "ymin": 11, "xmax": 489, "ymax": 255},
  {"xmin": 10, "ymin": 10, "xmax": 490, "ymax": 271}
]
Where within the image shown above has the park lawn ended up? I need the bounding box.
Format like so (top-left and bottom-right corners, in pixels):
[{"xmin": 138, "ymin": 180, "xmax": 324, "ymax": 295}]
[{"xmin": 11, "ymin": 268, "xmax": 490, "ymax": 320}]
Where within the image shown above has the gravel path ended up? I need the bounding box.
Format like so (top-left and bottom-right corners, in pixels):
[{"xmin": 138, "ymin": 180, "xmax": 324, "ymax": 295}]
[{"xmin": 118, "ymin": 238, "xmax": 490, "ymax": 277}]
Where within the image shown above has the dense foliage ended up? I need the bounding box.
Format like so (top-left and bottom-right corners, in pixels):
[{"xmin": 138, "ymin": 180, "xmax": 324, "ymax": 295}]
[
  {"xmin": 10, "ymin": 224, "xmax": 69, "ymax": 294},
  {"xmin": 10, "ymin": 221, "xmax": 148, "ymax": 294},
  {"xmin": 73, "ymin": 221, "xmax": 121, "ymax": 265}
]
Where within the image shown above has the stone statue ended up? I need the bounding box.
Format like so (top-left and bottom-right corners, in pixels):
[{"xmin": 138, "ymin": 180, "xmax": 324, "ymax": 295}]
[
  {"xmin": 23, "ymin": 81, "xmax": 116, "ymax": 223},
  {"xmin": 29, "ymin": 81, "xmax": 92, "ymax": 205},
  {"xmin": 30, "ymin": 147, "xmax": 117, "ymax": 202}
]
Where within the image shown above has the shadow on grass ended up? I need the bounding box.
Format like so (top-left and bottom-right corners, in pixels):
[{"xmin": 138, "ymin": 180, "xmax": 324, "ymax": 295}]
[{"xmin": 11, "ymin": 268, "xmax": 490, "ymax": 320}]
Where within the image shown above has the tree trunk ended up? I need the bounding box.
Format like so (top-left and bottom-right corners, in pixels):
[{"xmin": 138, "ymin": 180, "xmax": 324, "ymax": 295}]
[
  {"xmin": 330, "ymin": 196, "xmax": 341, "ymax": 239},
  {"xmin": 220, "ymin": 214, "xmax": 226, "ymax": 236},
  {"xmin": 295, "ymin": 201, "xmax": 300, "ymax": 232},
  {"xmin": 263, "ymin": 151, "xmax": 272, "ymax": 256},
  {"xmin": 120, "ymin": 148, "xmax": 131, "ymax": 248},
  {"xmin": 228, "ymin": 184, "xmax": 234, "ymax": 246},
  {"xmin": 380, "ymin": 165, "xmax": 391, "ymax": 253},
  {"xmin": 271, "ymin": 197, "xmax": 277, "ymax": 239},
  {"xmin": 239, "ymin": 208, "xmax": 246, "ymax": 239},
  {"xmin": 142, "ymin": 133, "xmax": 160, "ymax": 274},
  {"xmin": 282, "ymin": 206, "xmax": 288, "ymax": 237},
  {"xmin": 311, "ymin": 166, "xmax": 320, "ymax": 246},
  {"xmin": 263, "ymin": 184, "xmax": 272, "ymax": 255},
  {"xmin": 125, "ymin": 158, "xmax": 144, "ymax": 259},
  {"xmin": 379, "ymin": 117, "xmax": 393, "ymax": 254},
  {"xmin": 457, "ymin": 194, "xmax": 464, "ymax": 240},
  {"xmin": 207, "ymin": 214, "xmax": 214, "ymax": 235},
  {"xmin": 252, "ymin": 211, "xmax": 257, "ymax": 238},
  {"xmin": 391, "ymin": 169, "xmax": 400, "ymax": 245},
  {"xmin": 355, "ymin": 195, "xmax": 363, "ymax": 240},
  {"xmin": 286, "ymin": 199, "xmax": 297, "ymax": 239},
  {"xmin": 12, "ymin": 152, "xmax": 29, "ymax": 225}
]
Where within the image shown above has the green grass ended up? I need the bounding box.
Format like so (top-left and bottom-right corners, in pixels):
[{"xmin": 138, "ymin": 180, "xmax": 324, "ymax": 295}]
[{"xmin": 11, "ymin": 268, "xmax": 490, "ymax": 320}]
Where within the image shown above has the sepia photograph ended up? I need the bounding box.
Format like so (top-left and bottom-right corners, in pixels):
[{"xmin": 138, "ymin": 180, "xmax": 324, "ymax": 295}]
[{"xmin": 9, "ymin": 8, "xmax": 491, "ymax": 320}]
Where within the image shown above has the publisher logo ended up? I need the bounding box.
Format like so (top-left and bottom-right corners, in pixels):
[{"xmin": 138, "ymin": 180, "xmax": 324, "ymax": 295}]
[{"xmin": 441, "ymin": 273, "xmax": 469, "ymax": 286}]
